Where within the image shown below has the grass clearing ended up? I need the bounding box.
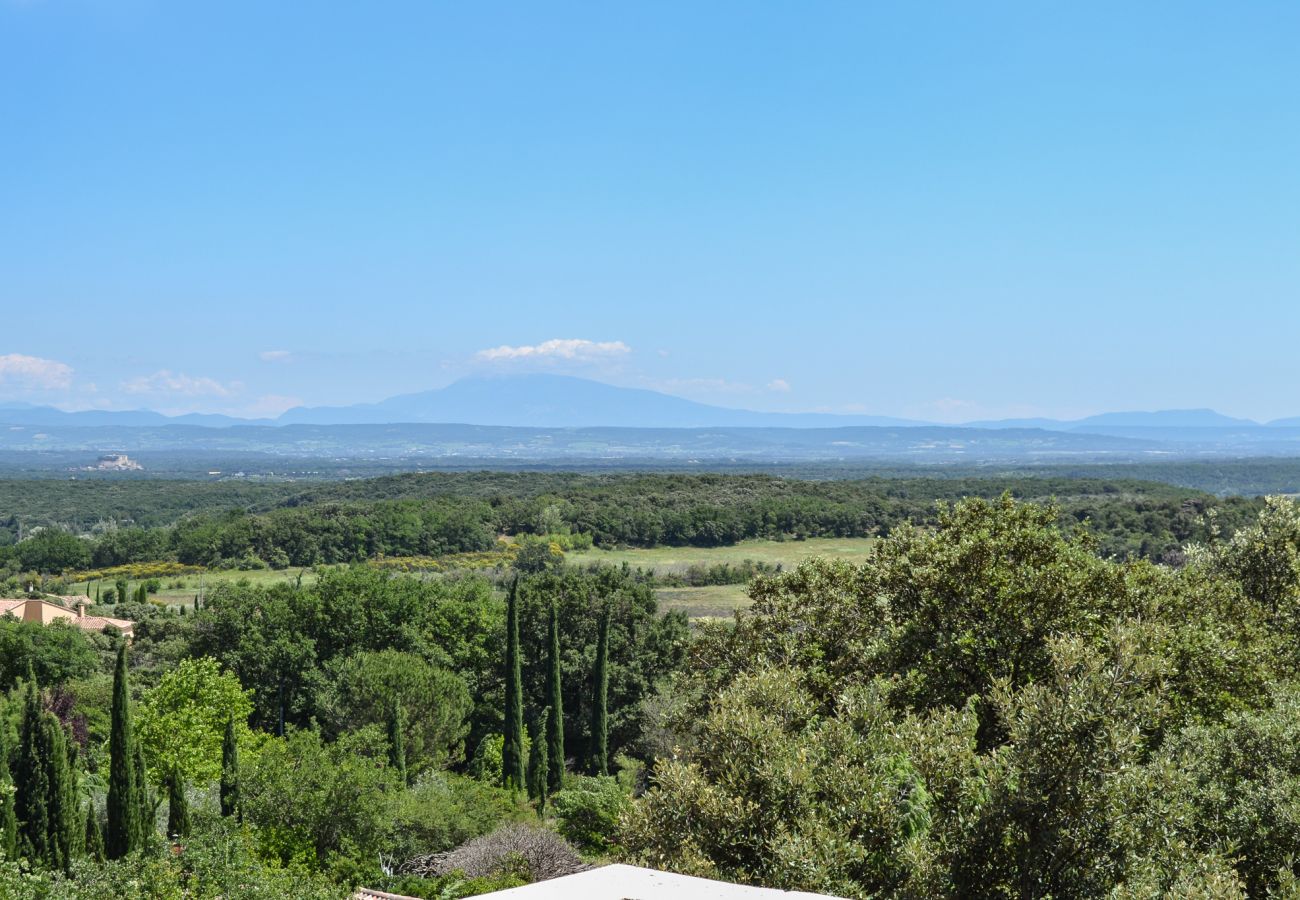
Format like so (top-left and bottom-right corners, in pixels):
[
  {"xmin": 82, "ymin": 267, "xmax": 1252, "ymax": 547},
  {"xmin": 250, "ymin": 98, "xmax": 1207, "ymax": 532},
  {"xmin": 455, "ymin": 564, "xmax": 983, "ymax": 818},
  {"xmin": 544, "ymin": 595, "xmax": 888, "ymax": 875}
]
[
  {"xmin": 68, "ymin": 567, "xmax": 318, "ymax": 609},
  {"xmin": 569, "ymin": 537, "xmax": 877, "ymax": 622},
  {"xmin": 567, "ymin": 536, "xmax": 876, "ymax": 576}
]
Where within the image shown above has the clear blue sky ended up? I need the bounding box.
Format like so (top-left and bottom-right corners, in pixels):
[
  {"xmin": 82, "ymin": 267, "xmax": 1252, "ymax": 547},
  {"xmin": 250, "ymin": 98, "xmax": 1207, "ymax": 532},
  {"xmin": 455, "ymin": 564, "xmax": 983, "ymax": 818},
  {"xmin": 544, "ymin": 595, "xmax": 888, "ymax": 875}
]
[{"xmin": 2, "ymin": 1, "xmax": 1298, "ymax": 421}]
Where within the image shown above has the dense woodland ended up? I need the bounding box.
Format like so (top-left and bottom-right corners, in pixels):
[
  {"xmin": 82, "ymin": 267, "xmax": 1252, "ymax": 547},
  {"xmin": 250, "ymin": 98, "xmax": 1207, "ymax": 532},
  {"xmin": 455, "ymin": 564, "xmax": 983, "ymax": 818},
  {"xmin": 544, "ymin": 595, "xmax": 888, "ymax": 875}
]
[
  {"xmin": 0, "ymin": 471, "xmax": 1268, "ymax": 576},
  {"xmin": 3, "ymin": 471, "xmax": 1300, "ymax": 896}
]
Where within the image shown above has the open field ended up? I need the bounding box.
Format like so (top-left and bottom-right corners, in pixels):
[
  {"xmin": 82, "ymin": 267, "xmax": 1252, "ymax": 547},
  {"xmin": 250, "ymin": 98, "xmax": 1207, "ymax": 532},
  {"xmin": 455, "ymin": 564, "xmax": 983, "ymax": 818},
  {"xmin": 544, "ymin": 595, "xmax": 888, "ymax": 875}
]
[
  {"xmin": 569, "ymin": 537, "xmax": 877, "ymax": 621},
  {"xmin": 656, "ymin": 584, "xmax": 753, "ymax": 620},
  {"xmin": 566, "ymin": 536, "xmax": 877, "ymax": 575},
  {"xmin": 67, "ymin": 566, "xmax": 318, "ymax": 609}
]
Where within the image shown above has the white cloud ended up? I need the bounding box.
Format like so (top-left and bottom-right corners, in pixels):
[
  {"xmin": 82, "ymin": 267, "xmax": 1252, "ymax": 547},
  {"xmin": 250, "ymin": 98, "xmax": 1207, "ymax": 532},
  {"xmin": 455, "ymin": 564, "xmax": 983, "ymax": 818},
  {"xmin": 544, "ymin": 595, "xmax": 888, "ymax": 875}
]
[
  {"xmin": 767, "ymin": 378, "xmax": 791, "ymax": 393},
  {"xmin": 123, "ymin": 370, "xmax": 239, "ymax": 398},
  {"xmin": 476, "ymin": 338, "xmax": 631, "ymax": 364},
  {"xmin": 0, "ymin": 354, "xmax": 74, "ymax": 390},
  {"xmin": 259, "ymin": 350, "xmax": 293, "ymax": 362}
]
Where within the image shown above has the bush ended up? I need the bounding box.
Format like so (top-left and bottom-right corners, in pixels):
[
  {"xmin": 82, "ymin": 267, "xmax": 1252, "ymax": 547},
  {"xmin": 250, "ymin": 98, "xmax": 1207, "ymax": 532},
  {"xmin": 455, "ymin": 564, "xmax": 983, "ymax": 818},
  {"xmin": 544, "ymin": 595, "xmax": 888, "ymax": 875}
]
[
  {"xmin": 550, "ymin": 775, "xmax": 630, "ymax": 853},
  {"xmin": 384, "ymin": 772, "xmax": 530, "ymax": 868},
  {"xmin": 400, "ymin": 824, "xmax": 586, "ymax": 883}
]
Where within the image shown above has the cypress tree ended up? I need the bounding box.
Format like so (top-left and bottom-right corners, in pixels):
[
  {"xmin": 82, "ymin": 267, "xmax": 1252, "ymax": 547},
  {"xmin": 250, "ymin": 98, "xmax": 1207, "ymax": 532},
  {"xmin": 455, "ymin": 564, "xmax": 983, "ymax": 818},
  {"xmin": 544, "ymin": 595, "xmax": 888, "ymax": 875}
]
[
  {"xmin": 115, "ymin": 580, "xmax": 128, "ymax": 606},
  {"xmin": 545, "ymin": 599, "xmax": 565, "ymax": 792},
  {"xmin": 387, "ymin": 701, "xmax": 407, "ymax": 786},
  {"xmin": 135, "ymin": 584, "xmax": 148, "ymax": 604},
  {"xmin": 131, "ymin": 743, "xmax": 151, "ymax": 849},
  {"xmin": 527, "ymin": 708, "xmax": 550, "ymax": 816},
  {"xmin": 220, "ymin": 717, "xmax": 240, "ymax": 819},
  {"xmin": 166, "ymin": 767, "xmax": 190, "ymax": 840},
  {"xmin": 0, "ymin": 720, "xmax": 18, "ymax": 861},
  {"xmin": 15, "ymin": 681, "xmax": 50, "ymax": 865},
  {"xmin": 590, "ymin": 600, "xmax": 611, "ymax": 776},
  {"xmin": 501, "ymin": 578, "xmax": 526, "ymax": 792},
  {"xmin": 43, "ymin": 716, "xmax": 75, "ymax": 872},
  {"xmin": 83, "ymin": 805, "xmax": 104, "ymax": 863},
  {"xmin": 95, "ymin": 582, "xmax": 101, "ymax": 603},
  {"xmin": 106, "ymin": 643, "xmax": 137, "ymax": 859}
]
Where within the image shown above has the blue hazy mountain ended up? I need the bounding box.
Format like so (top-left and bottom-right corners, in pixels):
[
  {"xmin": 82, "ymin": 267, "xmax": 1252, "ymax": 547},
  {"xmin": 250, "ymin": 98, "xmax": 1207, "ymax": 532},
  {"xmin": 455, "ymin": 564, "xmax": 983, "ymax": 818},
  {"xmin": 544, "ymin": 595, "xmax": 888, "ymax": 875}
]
[
  {"xmin": 966, "ymin": 409, "xmax": 1261, "ymax": 430},
  {"xmin": 276, "ymin": 374, "xmax": 927, "ymax": 428}
]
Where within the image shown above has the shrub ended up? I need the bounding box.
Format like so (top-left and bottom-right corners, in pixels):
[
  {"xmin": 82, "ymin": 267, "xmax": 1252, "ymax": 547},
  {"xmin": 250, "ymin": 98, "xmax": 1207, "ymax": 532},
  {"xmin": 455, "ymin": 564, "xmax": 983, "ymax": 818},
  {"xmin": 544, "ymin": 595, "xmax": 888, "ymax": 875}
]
[
  {"xmin": 384, "ymin": 772, "xmax": 530, "ymax": 868},
  {"xmin": 550, "ymin": 775, "xmax": 629, "ymax": 853},
  {"xmin": 401, "ymin": 824, "xmax": 586, "ymax": 883}
]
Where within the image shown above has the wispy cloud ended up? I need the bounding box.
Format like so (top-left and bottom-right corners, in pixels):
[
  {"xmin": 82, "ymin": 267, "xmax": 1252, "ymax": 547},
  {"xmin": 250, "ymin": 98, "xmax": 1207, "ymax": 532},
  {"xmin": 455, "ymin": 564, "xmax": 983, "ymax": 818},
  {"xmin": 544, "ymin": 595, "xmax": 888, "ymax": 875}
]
[
  {"xmin": 0, "ymin": 354, "xmax": 74, "ymax": 390},
  {"xmin": 767, "ymin": 378, "xmax": 791, "ymax": 393},
  {"xmin": 258, "ymin": 350, "xmax": 294, "ymax": 362},
  {"xmin": 123, "ymin": 370, "xmax": 239, "ymax": 398},
  {"xmin": 476, "ymin": 338, "xmax": 631, "ymax": 364}
]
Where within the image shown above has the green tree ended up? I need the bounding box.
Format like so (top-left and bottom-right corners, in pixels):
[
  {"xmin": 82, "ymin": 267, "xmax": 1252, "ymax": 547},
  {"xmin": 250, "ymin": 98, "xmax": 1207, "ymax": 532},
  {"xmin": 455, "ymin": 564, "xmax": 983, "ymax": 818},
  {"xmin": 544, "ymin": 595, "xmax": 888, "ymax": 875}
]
[
  {"xmin": 0, "ymin": 721, "xmax": 17, "ymax": 861},
  {"xmin": 83, "ymin": 805, "xmax": 104, "ymax": 863},
  {"xmin": 527, "ymin": 708, "xmax": 550, "ymax": 816},
  {"xmin": 166, "ymin": 767, "xmax": 190, "ymax": 840},
  {"xmin": 115, "ymin": 580, "xmax": 128, "ymax": 608},
  {"xmin": 135, "ymin": 657, "xmax": 253, "ymax": 786},
  {"xmin": 106, "ymin": 643, "xmax": 138, "ymax": 859},
  {"xmin": 545, "ymin": 600, "xmax": 565, "ymax": 791},
  {"xmin": 501, "ymin": 580, "xmax": 525, "ymax": 792},
  {"xmin": 220, "ymin": 716, "xmax": 240, "ymax": 819},
  {"xmin": 14, "ymin": 681, "xmax": 51, "ymax": 865},
  {"xmin": 387, "ymin": 701, "xmax": 407, "ymax": 787},
  {"xmin": 130, "ymin": 742, "xmax": 151, "ymax": 850},
  {"xmin": 13, "ymin": 528, "xmax": 90, "ymax": 573},
  {"xmin": 590, "ymin": 601, "xmax": 610, "ymax": 776},
  {"xmin": 316, "ymin": 650, "xmax": 471, "ymax": 774}
]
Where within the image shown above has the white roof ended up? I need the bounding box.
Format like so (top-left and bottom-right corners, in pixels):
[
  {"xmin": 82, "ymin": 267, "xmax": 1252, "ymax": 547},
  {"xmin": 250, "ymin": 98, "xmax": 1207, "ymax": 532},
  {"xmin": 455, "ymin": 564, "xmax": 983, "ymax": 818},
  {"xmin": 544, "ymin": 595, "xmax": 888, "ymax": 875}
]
[{"xmin": 470, "ymin": 865, "xmax": 842, "ymax": 900}]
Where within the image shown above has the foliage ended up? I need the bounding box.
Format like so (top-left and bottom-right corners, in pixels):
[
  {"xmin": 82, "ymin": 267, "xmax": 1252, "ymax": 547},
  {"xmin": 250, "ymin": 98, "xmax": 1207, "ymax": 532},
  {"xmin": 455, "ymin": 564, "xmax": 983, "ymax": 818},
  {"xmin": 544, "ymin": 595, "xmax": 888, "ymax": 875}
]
[
  {"xmin": 316, "ymin": 650, "xmax": 471, "ymax": 773},
  {"xmin": 551, "ymin": 774, "xmax": 628, "ymax": 854},
  {"xmin": 501, "ymin": 580, "xmax": 525, "ymax": 792},
  {"xmin": 135, "ymin": 657, "xmax": 254, "ymax": 785}
]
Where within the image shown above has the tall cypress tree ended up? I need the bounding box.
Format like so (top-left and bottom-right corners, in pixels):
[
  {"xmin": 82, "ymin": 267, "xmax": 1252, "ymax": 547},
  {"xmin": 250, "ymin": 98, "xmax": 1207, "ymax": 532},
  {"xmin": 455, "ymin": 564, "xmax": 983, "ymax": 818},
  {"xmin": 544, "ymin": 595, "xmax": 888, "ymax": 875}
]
[
  {"xmin": 15, "ymin": 680, "xmax": 50, "ymax": 864},
  {"xmin": 0, "ymin": 720, "xmax": 18, "ymax": 861},
  {"xmin": 501, "ymin": 579, "xmax": 526, "ymax": 792},
  {"xmin": 131, "ymin": 743, "xmax": 151, "ymax": 849},
  {"xmin": 44, "ymin": 717, "xmax": 75, "ymax": 871},
  {"xmin": 545, "ymin": 599, "xmax": 565, "ymax": 792},
  {"xmin": 166, "ymin": 767, "xmax": 190, "ymax": 840},
  {"xmin": 527, "ymin": 707, "xmax": 550, "ymax": 816},
  {"xmin": 135, "ymin": 584, "xmax": 148, "ymax": 604},
  {"xmin": 115, "ymin": 579, "xmax": 128, "ymax": 606},
  {"xmin": 590, "ymin": 600, "xmax": 611, "ymax": 776},
  {"xmin": 387, "ymin": 702, "xmax": 407, "ymax": 786},
  {"xmin": 84, "ymin": 805, "xmax": 104, "ymax": 863},
  {"xmin": 220, "ymin": 717, "xmax": 240, "ymax": 819},
  {"xmin": 106, "ymin": 643, "xmax": 137, "ymax": 859}
]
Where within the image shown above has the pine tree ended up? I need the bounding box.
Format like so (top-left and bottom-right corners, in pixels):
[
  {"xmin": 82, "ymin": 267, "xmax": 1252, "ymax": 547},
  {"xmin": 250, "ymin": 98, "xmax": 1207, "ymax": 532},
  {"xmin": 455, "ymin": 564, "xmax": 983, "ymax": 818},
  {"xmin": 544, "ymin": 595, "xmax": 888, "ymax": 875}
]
[
  {"xmin": 15, "ymin": 680, "xmax": 50, "ymax": 865},
  {"xmin": 501, "ymin": 579, "xmax": 526, "ymax": 792},
  {"xmin": 106, "ymin": 643, "xmax": 137, "ymax": 859},
  {"xmin": 83, "ymin": 805, "xmax": 104, "ymax": 863},
  {"xmin": 546, "ymin": 599, "xmax": 566, "ymax": 792},
  {"xmin": 220, "ymin": 717, "xmax": 240, "ymax": 819},
  {"xmin": 590, "ymin": 600, "xmax": 611, "ymax": 776},
  {"xmin": 166, "ymin": 767, "xmax": 190, "ymax": 840},
  {"xmin": 0, "ymin": 720, "xmax": 18, "ymax": 861},
  {"xmin": 527, "ymin": 708, "xmax": 550, "ymax": 816},
  {"xmin": 387, "ymin": 701, "xmax": 407, "ymax": 786}
]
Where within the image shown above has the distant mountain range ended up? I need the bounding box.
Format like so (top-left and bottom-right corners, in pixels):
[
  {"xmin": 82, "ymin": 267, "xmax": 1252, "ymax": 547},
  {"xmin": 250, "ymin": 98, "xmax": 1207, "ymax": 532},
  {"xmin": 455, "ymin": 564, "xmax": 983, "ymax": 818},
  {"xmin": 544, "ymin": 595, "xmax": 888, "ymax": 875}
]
[
  {"xmin": 5, "ymin": 377, "xmax": 1300, "ymax": 466},
  {"xmin": 3, "ymin": 376, "xmax": 1297, "ymax": 432}
]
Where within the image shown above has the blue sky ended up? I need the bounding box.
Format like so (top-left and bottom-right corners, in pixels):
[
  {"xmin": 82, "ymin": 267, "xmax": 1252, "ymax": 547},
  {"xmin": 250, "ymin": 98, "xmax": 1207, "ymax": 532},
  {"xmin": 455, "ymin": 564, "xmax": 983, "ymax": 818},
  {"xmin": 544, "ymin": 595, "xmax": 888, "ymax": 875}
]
[{"xmin": 2, "ymin": 1, "xmax": 1298, "ymax": 421}]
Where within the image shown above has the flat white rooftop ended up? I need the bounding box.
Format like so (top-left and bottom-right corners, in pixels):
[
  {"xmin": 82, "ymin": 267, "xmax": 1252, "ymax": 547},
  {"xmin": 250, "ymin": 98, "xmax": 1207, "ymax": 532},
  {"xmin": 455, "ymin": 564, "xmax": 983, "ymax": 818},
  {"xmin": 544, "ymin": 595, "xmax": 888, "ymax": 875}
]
[{"xmin": 468, "ymin": 864, "xmax": 841, "ymax": 899}]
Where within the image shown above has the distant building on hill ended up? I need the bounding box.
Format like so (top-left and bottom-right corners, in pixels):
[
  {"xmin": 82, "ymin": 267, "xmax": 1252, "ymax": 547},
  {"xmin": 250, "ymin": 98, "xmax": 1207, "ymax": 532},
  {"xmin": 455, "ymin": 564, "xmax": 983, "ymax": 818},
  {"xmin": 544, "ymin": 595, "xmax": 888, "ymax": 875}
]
[
  {"xmin": 0, "ymin": 597, "xmax": 134, "ymax": 639},
  {"xmin": 89, "ymin": 453, "xmax": 143, "ymax": 472}
]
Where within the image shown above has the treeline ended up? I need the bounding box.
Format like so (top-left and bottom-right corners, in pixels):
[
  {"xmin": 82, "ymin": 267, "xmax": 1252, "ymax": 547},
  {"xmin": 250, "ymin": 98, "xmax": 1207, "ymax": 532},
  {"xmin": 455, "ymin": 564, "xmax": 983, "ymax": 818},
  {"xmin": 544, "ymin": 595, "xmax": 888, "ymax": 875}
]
[{"xmin": 0, "ymin": 472, "xmax": 1268, "ymax": 574}]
